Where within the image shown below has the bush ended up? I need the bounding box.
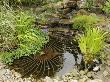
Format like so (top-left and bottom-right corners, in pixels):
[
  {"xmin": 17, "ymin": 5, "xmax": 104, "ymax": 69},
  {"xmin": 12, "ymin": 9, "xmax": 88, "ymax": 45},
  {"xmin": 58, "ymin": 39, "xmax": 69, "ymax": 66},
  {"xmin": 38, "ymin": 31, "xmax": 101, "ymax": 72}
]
[
  {"xmin": 102, "ymin": 0, "xmax": 110, "ymax": 14},
  {"xmin": 9, "ymin": 0, "xmax": 43, "ymax": 6},
  {"xmin": 0, "ymin": 4, "xmax": 49, "ymax": 64},
  {"xmin": 0, "ymin": 3, "xmax": 16, "ymax": 51},
  {"xmin": 84, "ymin": 0, "xmax": 93, "ymax": 9},
  {"xmin": 78, "ymin": 27, "xmax": 108, "ymax": 64},
  {"xmin": 9, "ymin": 0, "xmax": 61, "ymax": 6},
  {"xmin": 73, "ymin": 15, "xmax": 98, "ymax": 30}
]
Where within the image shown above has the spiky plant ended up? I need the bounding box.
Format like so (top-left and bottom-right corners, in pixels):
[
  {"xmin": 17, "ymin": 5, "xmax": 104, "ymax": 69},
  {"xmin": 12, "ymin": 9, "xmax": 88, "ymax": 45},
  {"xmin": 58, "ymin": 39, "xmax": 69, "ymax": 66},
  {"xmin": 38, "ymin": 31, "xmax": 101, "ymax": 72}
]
[{"xmin": 78, "ymin": 27, "xmax": 108, "ymax": 64}]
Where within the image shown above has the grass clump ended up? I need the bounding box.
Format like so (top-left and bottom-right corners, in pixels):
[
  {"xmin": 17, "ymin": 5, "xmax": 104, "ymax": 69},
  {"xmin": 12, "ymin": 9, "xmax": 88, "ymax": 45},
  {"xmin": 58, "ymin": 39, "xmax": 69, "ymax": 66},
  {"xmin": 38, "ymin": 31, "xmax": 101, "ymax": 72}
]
[
  {"xmin": 73, "ymin": 15, "xmax": 98, "ymax": 30},
  {"xmin": 78, "ymin": 27, "xmax": 108, "ymax": 63}
]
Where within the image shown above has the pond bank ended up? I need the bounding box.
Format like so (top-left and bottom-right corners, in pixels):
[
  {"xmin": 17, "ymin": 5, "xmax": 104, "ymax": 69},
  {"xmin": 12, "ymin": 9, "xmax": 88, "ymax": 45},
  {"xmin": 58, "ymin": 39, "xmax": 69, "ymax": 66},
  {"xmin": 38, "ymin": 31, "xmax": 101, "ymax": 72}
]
[{"xmin": 0, "ymin": 57, "xmax": 110, "ymax": 82}]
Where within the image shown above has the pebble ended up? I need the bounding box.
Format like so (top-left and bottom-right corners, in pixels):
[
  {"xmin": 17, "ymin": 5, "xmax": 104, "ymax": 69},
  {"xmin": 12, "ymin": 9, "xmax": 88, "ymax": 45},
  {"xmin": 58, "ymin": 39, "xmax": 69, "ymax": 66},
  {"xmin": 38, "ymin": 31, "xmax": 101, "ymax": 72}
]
[
  {"xmin": 86, "ymin": 79, "xmax": 103, "ymax": 82},
  {"xmin": 103, "ymin": 70, "xmax": 109, "ymax": 77},
  {"xmin": 78, "ymin": 77, "xmax": 87, "ymax": 82},
  {"xmin": 53, "ymin": 79, "xmax": 59, "ymax": 82},
  {"xmin": 70, "ymin": 79, "xmax": 78, "ymax": 82},
  {"xmin": 80, "ymin": 70, "xmax": 85, "ymax": 76},
  {"xmin": 44, "ymin": 76, "xmax": 53, "ymax": 82},
  {"xmin": 87, "ymin": 72, "xmax": 92, "ymax": 78}
]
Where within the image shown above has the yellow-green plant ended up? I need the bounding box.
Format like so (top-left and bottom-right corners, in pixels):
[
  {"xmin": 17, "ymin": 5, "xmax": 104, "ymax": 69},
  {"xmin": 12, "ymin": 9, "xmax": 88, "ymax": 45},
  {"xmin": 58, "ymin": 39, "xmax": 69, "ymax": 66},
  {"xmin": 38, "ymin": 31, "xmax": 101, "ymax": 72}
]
[
  {"xmin": 73, "ymin": 15, "xmax": 98, "ymax": 30},
  {"xmin": 78, "ymin": 27, "xmax": 108, "ymax": 63},
  {"xmin": 102, "ymin": 0, "xmax": 110, "ymax": 14}
]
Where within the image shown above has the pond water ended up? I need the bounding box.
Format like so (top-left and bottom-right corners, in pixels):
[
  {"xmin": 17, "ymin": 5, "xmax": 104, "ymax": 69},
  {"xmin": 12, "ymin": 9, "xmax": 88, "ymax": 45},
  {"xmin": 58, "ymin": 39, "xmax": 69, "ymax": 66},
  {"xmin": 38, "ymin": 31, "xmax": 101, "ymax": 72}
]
[
  {"xmin": 56, "ymin": 51, "xmax": 82, "ymax": 76},
  {"xmin": 10, "ymin": 28, "xmax": 82, "ymax": 79}
]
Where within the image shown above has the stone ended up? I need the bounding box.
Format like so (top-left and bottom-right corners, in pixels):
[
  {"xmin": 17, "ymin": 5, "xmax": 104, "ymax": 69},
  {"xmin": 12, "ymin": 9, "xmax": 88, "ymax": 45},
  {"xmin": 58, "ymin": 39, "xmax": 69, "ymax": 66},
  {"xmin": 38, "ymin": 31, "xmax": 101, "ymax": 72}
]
[
  {"xmin": 44, "ymin": 76, "xmax": 53, "ymax": 82},
  {"xmin": 87, "ymin": 72, "xmax": 92, "ymax": 78},
  {"xmin": 0, "ymin": 69, "xmax": 6, "ymax": 76},
  {"xmin": 70, "ymin": 79, "xmax": 78, "ymax": 82},
  {"xmin": 93, "ymin": 66, "xmax": 100, "ymax": 72},
  {"xmin": 86, "ymin": 79, "xmax": 103, "ymax": 82},
  {"xmin": 80, "ymin": 70, "xmax": 85, "ymax": 76},
  {"xmin": 59, "ymin": 80, "xmax": 64, "ymax": 82},
  {"xmin": 103, "ymin": 70, "xmax": 109, "ymax": 77},
  {"xmin": 71, "ymin": 68, "xmax": 79, "ymax": 77},
  {"xmin": 53, "ymin": 79, "xmax": 59, "ymax": 82},
  {"xmin": 78, "ymin": 77, "xmax": 87, "ymax": 82}
]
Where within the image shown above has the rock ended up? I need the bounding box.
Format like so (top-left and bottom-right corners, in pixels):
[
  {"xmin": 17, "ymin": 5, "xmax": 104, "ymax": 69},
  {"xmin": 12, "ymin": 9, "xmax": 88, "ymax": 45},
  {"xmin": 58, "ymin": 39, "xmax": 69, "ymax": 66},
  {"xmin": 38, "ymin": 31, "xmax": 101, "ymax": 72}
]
[
  {"xmin": 78, "ymin": 78, "xmax": 87, "ymax": 82},
  {"xmin": 93, "ymin": 66, "xmax": 100, "ymax": 72},
  {"xmin": 53, "ymin": 79, "xmax": 59, "ymax": 82},
  {"xmin": 0, "ymin": 69, "xmax": 6, "ymax": 76},
  {"xmin": 59, "ymin": 80, "xmax": 64, "ymax": 82},
  {"xmin": 86, "ymin": 79, "xmax": 103, "ymax": 82},
  {"xmin": 103, "ymin": 70, "xmax": 109, "ymax": 77},
  {"xmin": 87, "ymin": 72, "xmax": 92, "ymax": 78},
  {"xmin": 70, "ymin": 79, "xmax": 78, "ymax": 82},
  {"xmin": 71, "ymin": 68, "xmax": 79, "ymax": 77},
  {"xmin": 44, "ymin": 76, "xmax": 53, "ymax": 82},
  {"xmin": 80, "ymin": 70, "xmax": 85, "ymax": 76},
  {"xmin": 54, "ymin": 75, "xmax": 61, "ymax": 81}
]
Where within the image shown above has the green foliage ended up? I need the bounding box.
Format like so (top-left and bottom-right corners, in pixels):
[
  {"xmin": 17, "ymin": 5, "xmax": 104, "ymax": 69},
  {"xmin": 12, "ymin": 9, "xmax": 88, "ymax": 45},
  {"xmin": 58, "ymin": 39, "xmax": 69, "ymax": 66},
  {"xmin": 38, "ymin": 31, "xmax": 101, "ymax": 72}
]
[
  {"xmin": 84, "ymin": 0, "xmax": 93, "ymax": 9},
  {"xmin": 15, "ymin": 10, "xmax": 35, "ymax": 34},
  {"xmin": 102, "ymin": 0, "xmax": 110, "ymax": 14},
  {"xmin": 73, "ymin": 15, "xmax": 98, "ymax": 30},
  {"xmin": 9, "ymin": 0, "xmax": 61, "ymax": 6},
  {"xmin": 0, "ymin": 3, "xmax": 16, "ymax": 51},
  {"xmin": 0, "ymin": 4, "xmax": 49, "ymax": 64},
  {"xmin": 9, "ymin": 0, "xmax": 43, "ymax": 5},
  {"xmin": 78, "ymin": 27, "xmax": 108, "ymax": 63},
  {"xmin": 2, "ymin": 28, "xmax": 48, "ymax": 64}
]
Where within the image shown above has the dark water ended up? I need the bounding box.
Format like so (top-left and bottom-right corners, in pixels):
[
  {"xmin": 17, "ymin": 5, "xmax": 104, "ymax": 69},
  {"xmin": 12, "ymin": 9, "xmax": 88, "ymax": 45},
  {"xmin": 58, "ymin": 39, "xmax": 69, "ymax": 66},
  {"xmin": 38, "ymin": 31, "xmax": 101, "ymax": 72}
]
[{"xmin": 10, "ymin": 29, "xmax": 82, "ymax": 79}]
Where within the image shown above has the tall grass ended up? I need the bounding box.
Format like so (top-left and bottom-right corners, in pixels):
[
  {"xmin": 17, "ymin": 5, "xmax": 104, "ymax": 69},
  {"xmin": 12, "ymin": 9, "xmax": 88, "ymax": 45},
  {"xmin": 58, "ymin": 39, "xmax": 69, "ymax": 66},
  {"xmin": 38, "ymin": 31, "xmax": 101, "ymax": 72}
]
[{"xmin": 78, "ymin": 27, "xmax": 108, "ymax": 63}]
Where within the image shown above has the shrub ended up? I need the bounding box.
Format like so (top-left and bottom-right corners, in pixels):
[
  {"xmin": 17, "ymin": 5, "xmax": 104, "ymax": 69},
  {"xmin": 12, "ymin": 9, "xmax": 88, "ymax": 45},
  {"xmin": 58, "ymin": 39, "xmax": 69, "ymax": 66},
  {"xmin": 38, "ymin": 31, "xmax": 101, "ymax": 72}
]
[
  {"xmin": 9, "ymin": 0, "xmax": 43, "ymax": 6},
  {"xmin": 73, "ymin": 15, "xmax": 98, "ymax": 30},
  {"xmin": 15, "ymin": 10, "xmax": 35, "ymax": 34},
  {"xmin": 78, "ymin": 27, "xmax": 108, "ymax": 64},
  {"xmin": 0, "ymin": 4, "xmax": 49, "ymax": 64},
  {"xmin": 9, "ymin": 0, "xmax": 61, "ymax": 6},
  {"xmin": 84, "ymin": 0, "xmax": 93, "ymax": 9},
  {"xmin": 102, "ymin": 0, "xmax": 110, "ymax": 14},
  {"xmin": 0, "ymin": 3, "xmax": 16, "ymax": 51},
  {"xmin": 2, "ymin": 28, "xmax": 48, "ymax": 64},
  {"xmin": 73, "ymin": 15, "xmax": 98, "ymax": 29}
]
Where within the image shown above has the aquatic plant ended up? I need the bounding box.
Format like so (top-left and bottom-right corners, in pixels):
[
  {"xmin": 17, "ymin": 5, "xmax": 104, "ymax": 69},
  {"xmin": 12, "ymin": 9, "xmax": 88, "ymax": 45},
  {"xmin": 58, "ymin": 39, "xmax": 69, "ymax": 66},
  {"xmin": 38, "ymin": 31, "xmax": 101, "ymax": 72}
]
[
  {"xmin": 73, "ymin": 15, "xmax": 98, "ymax": 30},
  {"xmin": 78, "ymin": 27, "xmax": 108, "ymax": 64}
]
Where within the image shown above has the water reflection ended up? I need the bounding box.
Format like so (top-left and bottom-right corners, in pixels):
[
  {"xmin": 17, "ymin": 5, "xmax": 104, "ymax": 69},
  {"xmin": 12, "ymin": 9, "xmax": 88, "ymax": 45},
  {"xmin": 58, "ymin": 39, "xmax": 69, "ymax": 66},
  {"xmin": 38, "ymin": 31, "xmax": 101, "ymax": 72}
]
[{"xmin": 10, "ymin": 31, "xmax": 81, "ymax": 79}]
